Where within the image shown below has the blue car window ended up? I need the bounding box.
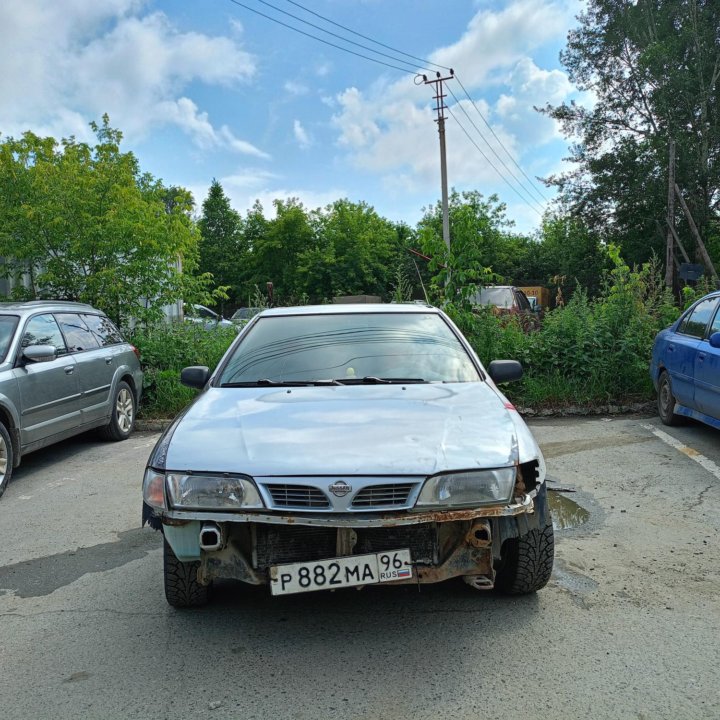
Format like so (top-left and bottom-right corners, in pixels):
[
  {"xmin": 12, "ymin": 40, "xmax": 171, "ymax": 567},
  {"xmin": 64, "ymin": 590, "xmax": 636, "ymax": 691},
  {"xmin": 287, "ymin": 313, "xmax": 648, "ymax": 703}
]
[
  {"xmin": 682, "ymin": 298, "xmax": 719, "ymax": 338},
  {"xmin": 710, "ymin": 304, "xmax": 720, "ymax": 335}
]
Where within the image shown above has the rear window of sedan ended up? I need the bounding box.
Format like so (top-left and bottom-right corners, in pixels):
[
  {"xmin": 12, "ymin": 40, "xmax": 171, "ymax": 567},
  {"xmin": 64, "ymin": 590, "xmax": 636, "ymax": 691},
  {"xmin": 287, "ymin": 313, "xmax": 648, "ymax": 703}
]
[
  {"xmin": 218, "ymin": 312, "xmax": 481, "ymax": 384},
  {"xmin": 0, "ymin": 315, "xmax": 19, "ymax": 362}
]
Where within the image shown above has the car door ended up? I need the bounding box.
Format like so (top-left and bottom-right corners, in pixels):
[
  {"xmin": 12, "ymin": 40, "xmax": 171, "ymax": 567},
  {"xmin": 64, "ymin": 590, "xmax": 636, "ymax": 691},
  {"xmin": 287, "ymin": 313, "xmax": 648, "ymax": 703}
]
[
  {"xmin": 662, "ymin": 297, "xmax": 717, "ymax": 408},
  {"xmin": 694, "ymin": 300, "xmax": 720, "ymax": 419},
  {"xmin": 55, "ymin": 313, "xmax": 114, "ymax": 424},
  {"xmin": 14, "ymin": 313, "xmax": 81, "ymax": 447}
]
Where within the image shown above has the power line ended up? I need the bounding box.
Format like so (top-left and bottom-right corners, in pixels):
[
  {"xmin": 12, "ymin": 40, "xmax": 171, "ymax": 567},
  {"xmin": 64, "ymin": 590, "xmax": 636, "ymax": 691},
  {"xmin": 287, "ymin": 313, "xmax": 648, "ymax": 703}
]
[
  {"xmin": 254, "ymin": 0, "xmax": 435, "ymax": 73},
  {"xmin": 227, "ymin": 0, "xmax": 548, "ymax": 217},
  {"xmin": 226, "ymin": 0, "xmax": 419, "ymax": 74},
  {"xmin": 445, "ymin": 103, "xmax": 543, "ymax": 217},
  {"xmin": 445, "ymin": 84, "xmax": 545, "ymax": 213},
  {"xmin": 283, "ymin": 0, "xmax": 451, "ymax": 72},
  {"xmin": 454, "ymin": 74, "xmax": 549, "ymax": 203}
]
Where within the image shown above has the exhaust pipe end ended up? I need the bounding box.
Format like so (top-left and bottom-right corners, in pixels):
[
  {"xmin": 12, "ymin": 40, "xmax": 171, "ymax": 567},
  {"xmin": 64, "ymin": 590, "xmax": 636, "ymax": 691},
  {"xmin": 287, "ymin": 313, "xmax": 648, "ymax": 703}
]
[{"xmin": 199, "ymin": 522, "xmax": 223, "ymax": 552}]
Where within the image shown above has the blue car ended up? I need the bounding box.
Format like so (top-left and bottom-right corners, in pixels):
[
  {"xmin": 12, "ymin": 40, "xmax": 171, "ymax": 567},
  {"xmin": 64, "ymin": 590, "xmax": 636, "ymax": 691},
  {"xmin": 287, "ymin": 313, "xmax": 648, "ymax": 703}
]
[{"xmin": 650, "ymin": 290, "xmax": 720, "ymax": 429}]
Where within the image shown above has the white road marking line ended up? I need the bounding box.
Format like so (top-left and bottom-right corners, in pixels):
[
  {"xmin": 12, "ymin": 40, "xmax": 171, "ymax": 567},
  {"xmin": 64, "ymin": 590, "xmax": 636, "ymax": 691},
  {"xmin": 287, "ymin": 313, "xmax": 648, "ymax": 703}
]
[{"xmin": 641, "ymin": 423, "xmax": 720, "ymax": 481}]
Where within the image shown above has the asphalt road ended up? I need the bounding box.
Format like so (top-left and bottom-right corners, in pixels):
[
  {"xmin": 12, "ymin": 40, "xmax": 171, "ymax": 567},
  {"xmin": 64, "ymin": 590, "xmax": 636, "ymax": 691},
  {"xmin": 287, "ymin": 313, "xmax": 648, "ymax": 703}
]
[{"xmin": 0, "ymin": 415, "xmax": 719, "ymax": 720}]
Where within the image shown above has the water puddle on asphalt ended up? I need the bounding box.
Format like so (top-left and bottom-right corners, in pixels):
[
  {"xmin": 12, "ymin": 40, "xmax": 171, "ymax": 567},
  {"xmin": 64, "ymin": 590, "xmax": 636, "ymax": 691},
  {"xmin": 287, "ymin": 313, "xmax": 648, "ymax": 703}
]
[{"xmin": 549, "ymin": 491, "xmax": 590, "ymax": 530}]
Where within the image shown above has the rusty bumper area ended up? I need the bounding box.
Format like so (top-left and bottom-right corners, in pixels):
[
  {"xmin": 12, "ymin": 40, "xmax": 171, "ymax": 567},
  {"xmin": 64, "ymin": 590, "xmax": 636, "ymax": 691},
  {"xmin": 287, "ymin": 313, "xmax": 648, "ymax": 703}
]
[
  {"xmin": 160, "ymin": 491, "xmax": 535, "ymax": 529},
  {"xmin": 195, "ymin": 518, "xmax": 497, "ymax": 589}
]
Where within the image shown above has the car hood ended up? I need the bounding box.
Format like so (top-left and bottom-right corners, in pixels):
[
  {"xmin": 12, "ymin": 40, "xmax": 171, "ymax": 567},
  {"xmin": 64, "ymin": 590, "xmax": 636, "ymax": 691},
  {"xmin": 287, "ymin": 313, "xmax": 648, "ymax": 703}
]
[{"xmin": 165, "ymin": 383, "xmax": 524, "ymax": 476}]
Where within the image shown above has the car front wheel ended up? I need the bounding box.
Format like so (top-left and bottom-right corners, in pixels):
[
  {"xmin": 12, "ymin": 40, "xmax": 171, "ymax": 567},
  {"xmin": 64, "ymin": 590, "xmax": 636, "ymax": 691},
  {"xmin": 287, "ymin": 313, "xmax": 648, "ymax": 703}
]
[
  {"xmin": 0, "ymin": 422, "xmax": 14, "ymax": 499},
  {"xmin": 99, "ymin": 381, "xmax": 136, "ymax": 441},
  {"xmin": 163, "ymin": 539, "xmax": 209, "ymax": 608},
  {"xmin": 657, "ymin": 371, "xmax": 682, "ymax": 426},
  {"xmin": 494, "ymin": 521, "xmax": 555, "ymax": 595}
]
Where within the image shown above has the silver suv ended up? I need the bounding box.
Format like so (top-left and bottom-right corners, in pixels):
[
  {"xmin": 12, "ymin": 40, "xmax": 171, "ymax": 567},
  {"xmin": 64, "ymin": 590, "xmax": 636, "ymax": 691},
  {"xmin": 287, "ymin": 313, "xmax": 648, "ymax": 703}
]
[{"xmin": 0, "ymin": 301, "xmax": 143, "ymax": 498}]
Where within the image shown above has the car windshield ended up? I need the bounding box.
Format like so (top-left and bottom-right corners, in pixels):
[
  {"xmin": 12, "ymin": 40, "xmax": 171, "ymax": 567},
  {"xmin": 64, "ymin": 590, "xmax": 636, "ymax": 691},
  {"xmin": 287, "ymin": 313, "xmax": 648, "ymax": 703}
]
[
  {"xmin": 472, "ymin": 288, "xmax": 514, "ymax": 309},
  {"xmin": 218, "ymin": 312, "xmax": 481, "ymax": 385},
  {"xmin": 231, "ymin": 307, "xmax": 261, "ymax": 321},
  {"xmin": 0, "ymin": 315, "xmax": 19, "ymax": 362}
]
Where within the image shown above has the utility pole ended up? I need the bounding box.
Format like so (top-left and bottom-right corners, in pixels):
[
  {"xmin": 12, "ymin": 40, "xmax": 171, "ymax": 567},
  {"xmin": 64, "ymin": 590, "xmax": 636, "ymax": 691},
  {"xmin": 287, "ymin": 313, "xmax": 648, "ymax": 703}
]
[
  {"xmin": 674, "ymin": 183, "xmax": 720, "ymax": 286},
  {"xmin": 665, "ymin": 139, "xmax": 675, "ymax": 288},
  {"xmin": 422, "ymin": 70, "xmax": 454, "ymax": 254}
]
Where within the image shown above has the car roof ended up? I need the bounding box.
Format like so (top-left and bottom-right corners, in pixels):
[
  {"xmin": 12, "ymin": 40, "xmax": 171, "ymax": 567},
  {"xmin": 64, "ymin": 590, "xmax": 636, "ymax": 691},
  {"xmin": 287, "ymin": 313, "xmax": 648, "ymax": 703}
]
[
  {"xmin": 258, "ymin": 303, "xmax": 437, "ymax": 317},
  {"xmin": 0, "ymin": 300, "xmax": 100, "ymax": 314}
]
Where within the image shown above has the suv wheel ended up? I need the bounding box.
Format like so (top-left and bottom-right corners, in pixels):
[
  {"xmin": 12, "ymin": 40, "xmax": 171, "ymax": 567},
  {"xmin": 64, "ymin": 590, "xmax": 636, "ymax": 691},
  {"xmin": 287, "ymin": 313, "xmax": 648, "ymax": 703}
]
[
  {"xmin": 163, "ymin": 539, "xmax": 209, "ymax": 608},
  {"xmin": 0, "ymin": 423, "xmax": 14, "ymax": 499},
  {"xmin": 657, "ymin": 371, "xmax": 683, "ymax": 426},
  {"xmin": 99, "ymin": 381, "xmax": 135, "ymax": 441}
]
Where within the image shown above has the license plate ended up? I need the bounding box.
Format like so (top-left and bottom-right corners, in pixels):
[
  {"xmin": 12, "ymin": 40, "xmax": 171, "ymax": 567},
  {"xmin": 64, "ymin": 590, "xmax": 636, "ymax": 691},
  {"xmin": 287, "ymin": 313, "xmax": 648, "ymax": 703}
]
[{"xmin": 270, "ymin": 549, "xmax": 413, "ymax": 596}]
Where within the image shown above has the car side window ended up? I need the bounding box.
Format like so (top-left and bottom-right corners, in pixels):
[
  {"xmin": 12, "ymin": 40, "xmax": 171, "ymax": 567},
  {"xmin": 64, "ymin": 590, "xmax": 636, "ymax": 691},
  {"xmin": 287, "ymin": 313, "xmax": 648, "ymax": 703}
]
[
  {"xmin": 83, "ymin": 314, "xmax": 123, "ymax": 346},
  {"xmin": 681, "ymin": 298, "xmax": 719, "ymax": 338},
  {"xmin": 709, "ymin": 305, "xmax": 720, "ymax": 335},
  {"xmin": 21, "ymin": 314, "xmax": 68, "ymax": 354},
  {"xmin": 55, "ymin": 313, "xmax": 101, "ymax": 353},
  {"xmin": 515, "ymin": 291, "xmax": 531, "ymax": 312}
]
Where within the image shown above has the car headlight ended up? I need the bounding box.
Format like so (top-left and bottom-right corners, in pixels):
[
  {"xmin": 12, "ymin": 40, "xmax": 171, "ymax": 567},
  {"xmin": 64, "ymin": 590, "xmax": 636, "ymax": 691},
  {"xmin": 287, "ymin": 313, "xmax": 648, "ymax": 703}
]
[
  {"xmin": 165, "ymin": 473, "xmax": 265, "ymax": 510},
  {"xmin": 415, "ymin": 468, "xmax": 517, "ymax": 508}
]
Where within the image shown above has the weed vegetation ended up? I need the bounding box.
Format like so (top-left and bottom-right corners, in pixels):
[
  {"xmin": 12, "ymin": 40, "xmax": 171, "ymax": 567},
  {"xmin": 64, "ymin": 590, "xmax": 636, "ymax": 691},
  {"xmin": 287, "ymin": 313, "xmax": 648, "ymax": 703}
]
[{"xmin": 130, "ymin": 251, "xmax": 684, "ymax": 418}]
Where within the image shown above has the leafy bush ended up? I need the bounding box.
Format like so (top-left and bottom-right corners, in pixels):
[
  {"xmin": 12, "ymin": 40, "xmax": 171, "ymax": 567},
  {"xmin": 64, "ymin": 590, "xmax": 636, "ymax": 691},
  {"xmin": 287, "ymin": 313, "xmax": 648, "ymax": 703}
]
[
  {"xmin": 446, "ymin": 248, "xmax": 679, "ymax": 407},
  {"xmin": 129, "ymin": 323, "xmax": 236, "ymax": 416}
]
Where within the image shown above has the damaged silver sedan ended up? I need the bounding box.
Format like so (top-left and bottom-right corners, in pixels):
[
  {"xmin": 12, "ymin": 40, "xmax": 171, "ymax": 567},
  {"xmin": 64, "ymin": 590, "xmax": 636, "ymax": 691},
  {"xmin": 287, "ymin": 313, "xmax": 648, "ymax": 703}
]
[{"xmin": 142, "ymin": 304, "xmax": 553, "ymax": 607}]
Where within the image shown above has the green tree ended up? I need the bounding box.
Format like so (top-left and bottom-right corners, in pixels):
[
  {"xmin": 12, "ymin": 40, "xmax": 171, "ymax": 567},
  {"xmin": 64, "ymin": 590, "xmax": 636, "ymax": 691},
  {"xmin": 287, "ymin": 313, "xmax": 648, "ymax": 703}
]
[
  {"xmin": 198, "ymin": 179, "xmax": 243, "ymax": 313},
  {"xmin": 304, "ymin": 199, "xmax": 397, "ymax": 301},
  {"xmin": 543, "ymin": 0, "xmax": 720, "ymax": 270},
  {"xmin": 0, "ymin": 116, "xmax": 207, "ymax": 326}
]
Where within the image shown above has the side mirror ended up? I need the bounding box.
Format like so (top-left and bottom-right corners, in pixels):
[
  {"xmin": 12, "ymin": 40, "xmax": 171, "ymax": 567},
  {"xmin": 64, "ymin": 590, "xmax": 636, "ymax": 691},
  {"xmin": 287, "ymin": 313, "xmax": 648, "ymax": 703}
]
[
  {"xmin": 488, "ymin": 360, "xmax": 523, "ymax": 384},
  {"xmin": 709, "ymin": 332, "xmax": 720, "ymax": 349},
  {"xmin": 180, "ymin": 366, "xmax": 210, "ymax": 389},
  {"xmin": 23, "ymin": 345, "xmax": 57, "ymax": 363}
]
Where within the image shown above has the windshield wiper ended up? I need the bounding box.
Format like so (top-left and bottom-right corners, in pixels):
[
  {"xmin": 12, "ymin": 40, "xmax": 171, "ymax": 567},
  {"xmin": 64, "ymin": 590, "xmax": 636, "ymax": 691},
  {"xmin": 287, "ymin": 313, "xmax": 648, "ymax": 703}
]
[
  {"xmin": 220, "ymin": 378, "xmax": 345, "ymax": 388},
  {"xmin": 338, "ymin": 376, "xmax": 427, "ymax": 385}
]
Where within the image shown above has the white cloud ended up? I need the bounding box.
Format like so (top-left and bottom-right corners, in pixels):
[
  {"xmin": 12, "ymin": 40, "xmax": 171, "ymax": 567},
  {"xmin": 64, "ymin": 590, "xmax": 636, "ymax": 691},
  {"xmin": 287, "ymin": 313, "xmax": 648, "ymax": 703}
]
[
  {"xmin": 0, "ymin": 1, "xmax": 261, "ymax": 156},
  {"xmin": 293, "ymin": 120, "xmax": 312, "ymax": 149},
  {"xmin": 284, "ymin": 81, "xmax": 310, "ymax": 96},
  {"xmin": 328, "ymin": 0, "xmax": 578, "ymax": 230}
]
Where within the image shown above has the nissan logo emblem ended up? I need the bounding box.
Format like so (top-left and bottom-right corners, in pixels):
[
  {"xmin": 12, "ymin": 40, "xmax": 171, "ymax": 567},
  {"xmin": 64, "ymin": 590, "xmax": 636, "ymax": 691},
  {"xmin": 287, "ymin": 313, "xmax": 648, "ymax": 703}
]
[{"xmin": 329, "ymin": 480, "xmax": 352, "ymax": 497}]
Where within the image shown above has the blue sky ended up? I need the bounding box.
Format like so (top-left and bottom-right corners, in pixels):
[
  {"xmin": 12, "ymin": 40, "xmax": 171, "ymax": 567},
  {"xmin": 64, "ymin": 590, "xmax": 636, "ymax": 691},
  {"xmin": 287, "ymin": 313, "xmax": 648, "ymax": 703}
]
[{"xmin": 0, "ymin": 0, "xmax": 585, "ymax": 233}]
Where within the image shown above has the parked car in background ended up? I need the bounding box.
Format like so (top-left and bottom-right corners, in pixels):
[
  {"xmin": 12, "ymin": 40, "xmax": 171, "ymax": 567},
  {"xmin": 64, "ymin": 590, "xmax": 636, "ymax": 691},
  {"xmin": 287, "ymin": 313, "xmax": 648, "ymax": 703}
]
[
  {"xmin": 471, "ymin": 286, "xmax": 534, "ymax": 315},
  {"xmin": 143, "ymin": 303, "xmax": 553, "ymax": 607},
  {"xmin": 184, "ymin": 304, "xmax": 234, "ymax": 330},
  {"xmin": 230, "ymin": 307, "xmax": 262, "ymax": 328},
  {"xmin": 0, "ymin": 301, "xmax": 143, "ymax": 498},
  {"xmin": 650, "ymin": 290, "xmax": 720, "ymax": 430}
]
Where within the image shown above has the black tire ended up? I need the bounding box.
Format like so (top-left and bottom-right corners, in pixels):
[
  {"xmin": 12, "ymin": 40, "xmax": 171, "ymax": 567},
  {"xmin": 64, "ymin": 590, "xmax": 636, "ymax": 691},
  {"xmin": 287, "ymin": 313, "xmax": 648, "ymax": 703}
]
[
  {"xmin": 0, "ymin": 422, "xmax": 14, "ymax": 499},
  {"xmin": 657, "ymin": 371, "xmax": 683, "ymax": 426},
  {"xmin": 163, "ymin": 538, "xmax": 209, "ymax": 608},
  {"xmin": 99, "ymin": 381, "xmax": 136, "ymax": 441},
  {"xmin": 495, "ymin": 521, "xmax": 555, "ymax": 595}
]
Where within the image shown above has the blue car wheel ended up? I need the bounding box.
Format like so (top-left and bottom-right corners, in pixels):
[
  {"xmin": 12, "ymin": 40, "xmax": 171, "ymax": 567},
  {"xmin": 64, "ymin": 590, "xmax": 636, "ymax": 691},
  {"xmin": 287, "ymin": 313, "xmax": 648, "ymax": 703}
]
[{"xmin": 658, "ymin": 371, "xmax": 683, "ymax": 426}]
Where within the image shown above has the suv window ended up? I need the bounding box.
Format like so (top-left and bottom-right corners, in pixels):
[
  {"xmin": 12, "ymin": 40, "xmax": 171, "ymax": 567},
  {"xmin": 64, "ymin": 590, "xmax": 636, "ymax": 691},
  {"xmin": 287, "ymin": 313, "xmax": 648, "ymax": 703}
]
[
  {"xmin": 83, "ymin": 314, "xmax": 123, "ymax": 346},
  {"xmin": 474, "ymin": 288, "xmax": 514, "ymax": 309},
  {"xmin": 22, "ymin": 314, "xmax": 68, "ymax": 354},
  {"xmin": 0, "ymin": 315, "xmax": 20, "ymax": 362},
  {"xmin": 56, "ymin": 313, "xmax": 101, "ymax": 352},
  {"xmin": 680, "ymin": 298, "xmax": 719, "ymax": 338}
]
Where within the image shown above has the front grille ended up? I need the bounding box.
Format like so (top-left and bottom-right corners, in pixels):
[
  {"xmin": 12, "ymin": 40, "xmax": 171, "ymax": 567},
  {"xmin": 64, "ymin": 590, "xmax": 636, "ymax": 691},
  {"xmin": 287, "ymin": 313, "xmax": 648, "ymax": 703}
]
[
  {"xmin": 253, "ymin": 523, "xmax": 438, "ymax": 568},
  {"xmin": 255, "ymin": 525, "xmax": 337, "ymax": 568},
  {"xmin": 355, "ymin": 524, "xmax": 437, "ymax": 564},
  {"xmin": 267, "ymin": 484, "xmax": 330, "ymax": 508},
  {"xmin": 351, "ymin": 483, "xmax": 415, "ymax": 508}
]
